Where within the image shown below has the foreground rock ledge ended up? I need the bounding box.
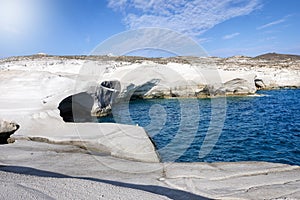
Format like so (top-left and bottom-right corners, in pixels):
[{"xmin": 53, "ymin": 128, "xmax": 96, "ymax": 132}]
[
  {"xmin": 0, "ymin": 140, "xmax": 299, "ymax": 200},
  {"xmin": 14, "ymin": 116, "xmax": 160, "ymax": 163}
]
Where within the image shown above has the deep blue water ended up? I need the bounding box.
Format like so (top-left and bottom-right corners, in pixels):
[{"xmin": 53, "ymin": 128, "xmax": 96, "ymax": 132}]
[{"xmin": 99, "ymin": 89, "xmax": 300, "ymax": 165}]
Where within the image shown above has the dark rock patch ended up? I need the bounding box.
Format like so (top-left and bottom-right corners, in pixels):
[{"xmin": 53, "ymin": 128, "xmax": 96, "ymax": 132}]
[
  {"xmin": 58, "ymin": 92, "xmax": 94, "ymax": 122},
  {"xmin": 255, "ymin": 78, "xmax": 266, "ymax": 89},
  {"xmin": 91, "ymin": 80, "xmax": 121, "ymax": 117},
  {"xmin": 253, "ymin": 53, "xmax": 300, "ymax": 61},
  {"xmin": 0, "ymin": 120, "xmax": 20, "ymax": 144}
]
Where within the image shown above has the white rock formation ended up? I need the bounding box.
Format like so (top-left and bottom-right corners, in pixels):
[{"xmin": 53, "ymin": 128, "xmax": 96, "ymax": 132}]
[
  {"xmin": 0, "ymin": 120, "xmax": 19, "ymax": 133},
  {"xmin": 15, "ymin": 116, "xmax": 160, "ymax": 162},
  {"xmin": 0, "ymin": 56, "xmax": 160, "ymax": 162},
  {"xmin": 0, "ymin": 140, "xmax": 299, "ymax": 199},
  {"xmin": 0, "ymin": 54, "xmax": 299, "ymax": 199}
]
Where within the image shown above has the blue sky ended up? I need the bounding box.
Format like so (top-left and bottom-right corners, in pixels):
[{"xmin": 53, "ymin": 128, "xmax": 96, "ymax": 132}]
[{"xmin": 0, "ymin": 0, "xmax": 299, "ymax": 58}]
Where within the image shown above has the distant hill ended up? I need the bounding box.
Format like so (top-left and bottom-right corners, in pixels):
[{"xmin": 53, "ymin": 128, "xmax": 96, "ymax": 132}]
[
  {"xmin": 2, "ymin": 52, "xmax": 300, "ymax": 63},
  {"xmin": 254, "ymin": 53, "xmax": 300, "ymax": 60}
]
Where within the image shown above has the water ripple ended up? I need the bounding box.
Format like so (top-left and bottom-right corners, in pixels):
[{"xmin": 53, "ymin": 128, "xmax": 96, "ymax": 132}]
[{"xmin": 101, "ymin": 89, "xmax": 300, "ymax": 165}]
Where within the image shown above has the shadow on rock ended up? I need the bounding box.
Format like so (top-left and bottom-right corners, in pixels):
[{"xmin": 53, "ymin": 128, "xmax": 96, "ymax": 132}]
[{"xmin": 0, "ymin": 165, "xmax": 211, "ymax": 200}]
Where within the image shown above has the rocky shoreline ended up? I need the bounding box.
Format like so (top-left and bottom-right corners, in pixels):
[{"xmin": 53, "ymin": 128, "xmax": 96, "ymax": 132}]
[
  {"xmin": 0, "ymin": 52, "xmax": 299, "ymax": 118},
  {"xmin": 0, "ymin": 53, "xmax": 299, "ymax": 199},
  {"xmin": 5, "ymin": 53, "xmax": 299, "ymax": 118}
]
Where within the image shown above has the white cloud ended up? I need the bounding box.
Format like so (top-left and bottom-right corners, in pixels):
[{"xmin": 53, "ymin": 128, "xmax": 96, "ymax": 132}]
[
  {"xmin": 222, "ymin": 32, "xmax": 240, "ymax": 40},
  {"xmin": 107, "ymin": 0, "xmax": 261, "ymax": 37},
  {"xmin": 91, "ymin": 28, "xmax": 207, "ymax": 57},
  {"xmin": 257, "ymin": 15, "xmax": 292, "ymax": 30},
  {"xmin": 198, "ymin": 37, "xmax": 212, "ymax": 44},
  {"xmin": 257, "ymin": 19, "xmax": 285, "ymax": 30}
]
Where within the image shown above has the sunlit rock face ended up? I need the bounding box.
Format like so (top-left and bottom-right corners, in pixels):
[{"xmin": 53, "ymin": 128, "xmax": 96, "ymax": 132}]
[
  {"xmin": 214, "ymin": 78, "xmax": 257, "ymax": 96},
  {"xmin": 55, "ymin": 54, "xmax": 300, "ymax": 121},
  {"xmin": 195, "ymin": 78, "xmax": 257, "ymax": 97}
]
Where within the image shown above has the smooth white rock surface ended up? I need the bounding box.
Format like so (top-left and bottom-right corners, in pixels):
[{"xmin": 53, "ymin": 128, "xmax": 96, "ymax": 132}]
[
  {"xmin": 0, "ymin": 66, "xmax": 159, "ymax": 162},
  {"xmin": 0, "ymin": 140, "xmax": 299, "ymax": 200}
]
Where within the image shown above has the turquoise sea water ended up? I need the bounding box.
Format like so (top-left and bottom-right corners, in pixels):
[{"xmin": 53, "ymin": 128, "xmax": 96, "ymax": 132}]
[{"xmin": 99, "ymin": 89, "xmax": 300, "ymax": 165}]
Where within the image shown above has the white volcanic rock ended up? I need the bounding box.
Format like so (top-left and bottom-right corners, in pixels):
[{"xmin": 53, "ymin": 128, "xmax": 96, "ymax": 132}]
[
  {"xmin": 216, "ymin": 77, "xmax": 257, "ymax": 95},
  {"xmin": 0, "ymin": 54, "xmax": 299, "ymax": 161},
  {"xmin": 14, "ymin": 116, "xmax": 160, "ymax": 162},
  {"xmin": 0, "ymin": 120, "xmax": 19, "ymax": 133},
  {"xmin": 0, "ymin": 140, "xmax": 299, "ymax": 200},
  {"xmin": 0, "ymin": 54, "xmax": 299, "ymax": 199},
  {"xmin": 0, "ymin": 59, "xmax": 160, "ymax": 162},
  {"xmin": 99, "ymin": 61, "xmax": 258, "ymax": 99},
  {"xmin": 212, "ymin": 54, "xmax": 300, "ymax": 89},
  {"xmin": 0, "ymin": 172, "xmax": 169, "ymax": 200}
]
